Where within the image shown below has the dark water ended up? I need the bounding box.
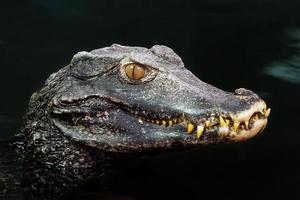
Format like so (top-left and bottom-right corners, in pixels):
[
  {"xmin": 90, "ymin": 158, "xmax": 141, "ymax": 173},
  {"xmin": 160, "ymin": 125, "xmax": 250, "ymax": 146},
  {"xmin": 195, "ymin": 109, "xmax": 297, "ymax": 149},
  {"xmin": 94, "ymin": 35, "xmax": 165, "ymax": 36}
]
[{"xmin": 1, "ymin": 0, "xmax": 300, "ymax": 199}]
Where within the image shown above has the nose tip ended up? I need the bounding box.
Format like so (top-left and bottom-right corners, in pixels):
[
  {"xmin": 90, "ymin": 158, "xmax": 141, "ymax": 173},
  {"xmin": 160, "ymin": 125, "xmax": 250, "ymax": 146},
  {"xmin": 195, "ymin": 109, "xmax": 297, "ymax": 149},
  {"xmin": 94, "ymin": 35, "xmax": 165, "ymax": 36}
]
[{"xmin": 234, "ymin": 88, "xmax": 255, "ymax": 96}]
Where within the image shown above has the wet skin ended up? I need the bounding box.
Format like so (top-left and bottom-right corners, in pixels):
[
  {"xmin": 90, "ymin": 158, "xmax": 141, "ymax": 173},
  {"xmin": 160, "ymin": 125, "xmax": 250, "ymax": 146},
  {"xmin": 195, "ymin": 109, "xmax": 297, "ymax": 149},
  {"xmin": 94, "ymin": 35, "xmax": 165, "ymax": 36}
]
[
  {"xmin": 51, "ymin": 44, "xmax": 270, "ymax": 151},
  {"xmin": 21, "ymin": 44, "xmax": 270, "ymax": 198}
]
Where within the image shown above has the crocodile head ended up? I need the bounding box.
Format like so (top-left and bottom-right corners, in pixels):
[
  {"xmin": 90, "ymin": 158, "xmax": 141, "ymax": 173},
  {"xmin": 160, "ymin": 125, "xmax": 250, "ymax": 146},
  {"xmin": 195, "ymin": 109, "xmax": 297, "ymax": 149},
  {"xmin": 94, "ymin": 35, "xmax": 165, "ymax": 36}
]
[{"xmin": 50, "ymin": 44, "xmax": 270, "ymax": 152}]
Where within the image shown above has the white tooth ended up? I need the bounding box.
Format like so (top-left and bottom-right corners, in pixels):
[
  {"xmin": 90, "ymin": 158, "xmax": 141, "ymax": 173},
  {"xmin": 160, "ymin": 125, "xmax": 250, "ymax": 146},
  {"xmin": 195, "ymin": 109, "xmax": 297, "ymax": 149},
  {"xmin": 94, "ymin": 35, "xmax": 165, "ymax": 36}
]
[
  {"xmin": 233, "ymin": 121, "xmax": 239, "ymax": 131},
  {"xmin": 187, "ymin": 123, "xmax": 195, "ymax": 134},
  {"xmin": 183, "ymin": 118, "xmax": 188, "ymax": 126},
  {"xmin": 245, "ymin": 120, "xmax": 249, "ymax": 129},
  {"xmin": 260, "ymin": 110, "xmax": 265, "ymax": 115},
  {"xmin": 219, "ymin": 126, "xmax": 229, "ymax": 136},
  {"xmin": 205, "ymin": 120, "xmax": 211, "ymax": 127},
  {"xmin": 138, "ymin": 119, "xmax": 143, "ymax": 124},
  {"xmin": 264, "ymin": 108, "xmax": 271, "ymax": 117},
  {"xmin": 219, "ymin": 116, "xmax": 226, "ymax": 127},
  {"xmin": 225, "ymin": 119, "xmax": 230, "ymax": 126},
  {"xmin": 196, "ymin": 125, "xmax": 204, "ymax": 139}
]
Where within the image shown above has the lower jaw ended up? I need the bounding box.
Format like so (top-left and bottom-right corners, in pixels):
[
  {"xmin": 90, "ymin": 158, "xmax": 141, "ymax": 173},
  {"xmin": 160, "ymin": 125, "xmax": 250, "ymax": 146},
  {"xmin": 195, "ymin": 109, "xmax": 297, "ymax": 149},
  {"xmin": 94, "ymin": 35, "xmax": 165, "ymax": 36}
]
[{"xmin": 227, "ymin": 118, "xmax": 268, "ymax": 142}]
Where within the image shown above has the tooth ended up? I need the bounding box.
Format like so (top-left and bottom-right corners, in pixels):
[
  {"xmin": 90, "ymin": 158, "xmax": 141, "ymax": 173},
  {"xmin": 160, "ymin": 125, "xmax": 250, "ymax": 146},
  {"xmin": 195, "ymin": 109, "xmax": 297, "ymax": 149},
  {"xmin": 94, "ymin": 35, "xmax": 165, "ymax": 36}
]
[
  {"xmin": 173, "ymin": 118, "xmax": 177, "ymax": 124},
  {"xmin": 183, "ymin": 118, "xmax": 187, "ymax": 126},
  {"xmin": 233, "ymin": 121, "xmax": 239, "ymax": 131},
  {"xmin": 245, "ymin": 120, "xmax": 249, "ymax": 129},
  {"xmin": 187, "ymin": 123, "xmax": 195, "ymax": 134},
  {"xmin": 156, "ymin": 120, "xmax": 160, "ymax": 125},
  {"xmin": 205, "ymin": 120, "xmax": 210, "ymax": 127},
  {"xmin": 260, "ymin": 110, "xmax": 265, "ymax": 115},
  {"xmin": 162, "ymin": 120, "xmax": 167, "ymax": 126},
  {"xmin": 168, "ymin": 120, "xmax": 173, "ymax": 126},
  {"xmin": 219, "ymin": 126, "xmax": 229, "ymax": 135},
  {"xmin": 264, "ymin": 108, "xmax": 271, "ymax": 117},
  {"xmin": 196, "ymin": 125, "xmax": 204, "ymax": 139},
  {"xmin": 219, "ymin": 116, "xmax": 226, "ymax": 127},
  {"xmin": 151, "ymin": 120, "xmax": 155, "ymax": 123},
  {"xmin": 138, "ymin": 119, "xmax": 143, "ymax": 124},
  {"xmin": 225, "ymin": 119, "xmax": 230, "ymax": 126}
]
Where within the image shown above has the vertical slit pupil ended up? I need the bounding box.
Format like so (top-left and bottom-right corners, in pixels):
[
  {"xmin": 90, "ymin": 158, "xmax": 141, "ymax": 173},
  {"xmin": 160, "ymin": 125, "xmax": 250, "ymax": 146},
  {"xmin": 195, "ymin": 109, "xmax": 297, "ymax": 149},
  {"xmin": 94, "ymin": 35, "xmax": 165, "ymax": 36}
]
[
  {"xmin": 132, "ymin": 65, "xmax": 136, "ymax": 79},
  {"xmin": 125, "ymin": 63, "xmax": 145, "ymax": 80}
]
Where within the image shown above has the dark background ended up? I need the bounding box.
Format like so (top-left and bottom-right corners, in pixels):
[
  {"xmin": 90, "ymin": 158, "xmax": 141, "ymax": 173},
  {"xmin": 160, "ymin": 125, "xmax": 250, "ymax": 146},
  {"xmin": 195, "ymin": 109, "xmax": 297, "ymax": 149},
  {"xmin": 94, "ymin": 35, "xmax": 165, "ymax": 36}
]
[{"xmin": 1, "ymin": 0, "xmax": 300, "ymax": 199}]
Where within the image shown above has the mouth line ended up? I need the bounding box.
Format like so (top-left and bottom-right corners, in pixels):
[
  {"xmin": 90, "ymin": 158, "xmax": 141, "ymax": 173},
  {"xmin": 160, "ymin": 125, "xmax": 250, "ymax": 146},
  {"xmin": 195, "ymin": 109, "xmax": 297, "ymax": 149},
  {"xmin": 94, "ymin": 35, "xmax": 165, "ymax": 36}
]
[
  {"xmin": 52, "ymin": 99, "xmax": 270, "ymax": 141},
  {"xmin": 134, "ymin": 101, "xmax": 270, "ymax": 140}
]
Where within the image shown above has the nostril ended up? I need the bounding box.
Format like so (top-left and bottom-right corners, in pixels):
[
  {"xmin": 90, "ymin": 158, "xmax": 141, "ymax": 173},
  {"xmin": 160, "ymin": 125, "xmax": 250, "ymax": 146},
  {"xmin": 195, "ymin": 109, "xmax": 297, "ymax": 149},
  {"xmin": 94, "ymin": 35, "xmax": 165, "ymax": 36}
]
[{"xmin": 234, "ymin": 88, "xmax": 254, "ymax": 96}]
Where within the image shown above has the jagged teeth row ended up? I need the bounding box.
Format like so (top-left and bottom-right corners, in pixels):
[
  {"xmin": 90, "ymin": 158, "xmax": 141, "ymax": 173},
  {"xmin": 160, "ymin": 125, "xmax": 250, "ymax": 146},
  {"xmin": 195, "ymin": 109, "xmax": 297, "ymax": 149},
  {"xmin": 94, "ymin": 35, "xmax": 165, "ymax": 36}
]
[
  {"xmin": 138, "ymin": 117, "xmax": 182, "ymax": 127},
  {"xmin": 138, "ymin": 108, "xmax": 271, "ymax": 139},
  {"xmin": 184, "ymin": 108, "xmax": 271, "ymax": 139}
]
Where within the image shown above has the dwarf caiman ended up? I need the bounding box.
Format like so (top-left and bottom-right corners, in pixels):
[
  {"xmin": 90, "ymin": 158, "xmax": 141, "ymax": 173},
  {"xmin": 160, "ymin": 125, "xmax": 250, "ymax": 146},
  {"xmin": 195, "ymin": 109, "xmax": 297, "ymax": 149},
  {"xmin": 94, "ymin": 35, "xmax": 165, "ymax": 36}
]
[{"xmin": 20, "ymin": 44, "xmax": 270, "ymax": 199}]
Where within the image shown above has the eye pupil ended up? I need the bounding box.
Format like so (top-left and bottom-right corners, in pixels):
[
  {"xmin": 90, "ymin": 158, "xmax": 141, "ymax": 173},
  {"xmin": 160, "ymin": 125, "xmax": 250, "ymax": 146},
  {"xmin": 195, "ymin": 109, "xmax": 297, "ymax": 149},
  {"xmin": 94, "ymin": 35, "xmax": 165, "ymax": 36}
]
[{"xmin": 125, "ymin": 63, "xmax": 145, "ymax": 80}]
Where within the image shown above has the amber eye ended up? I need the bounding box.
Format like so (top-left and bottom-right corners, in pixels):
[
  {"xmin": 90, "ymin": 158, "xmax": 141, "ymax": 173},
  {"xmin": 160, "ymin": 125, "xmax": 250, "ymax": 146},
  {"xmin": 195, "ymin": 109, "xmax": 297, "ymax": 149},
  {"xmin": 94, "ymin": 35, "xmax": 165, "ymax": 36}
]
[{"xmin": 125, "ymin": 63, "xmax": 145, "ymax": 80}]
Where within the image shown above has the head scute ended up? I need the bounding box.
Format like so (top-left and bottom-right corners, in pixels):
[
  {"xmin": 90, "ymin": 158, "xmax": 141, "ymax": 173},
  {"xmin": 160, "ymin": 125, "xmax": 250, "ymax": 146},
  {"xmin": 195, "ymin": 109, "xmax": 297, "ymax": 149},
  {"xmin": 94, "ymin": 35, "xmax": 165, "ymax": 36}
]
[
  {"xmin": 70, "ymin": 51, "xmax": 119, "ymax": 79},
  {"xmin": 70, "ymin": 51, "xmax": 93, "ymax": 67},
  {"xmin": 150, "ymin": 45, "xmax": 184, "ymax": 68}
]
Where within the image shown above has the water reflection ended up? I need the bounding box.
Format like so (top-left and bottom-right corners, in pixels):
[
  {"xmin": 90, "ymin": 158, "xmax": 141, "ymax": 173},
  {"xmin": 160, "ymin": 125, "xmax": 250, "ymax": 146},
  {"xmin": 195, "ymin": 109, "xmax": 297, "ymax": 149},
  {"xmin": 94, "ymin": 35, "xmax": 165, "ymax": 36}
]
[
  {"xmin": 30, "ymin": 0, "xmax": 84, "ymax": 20},
  {"xmin": 263, "ymin": 27, "xmax": 300, "ymax": 84}
]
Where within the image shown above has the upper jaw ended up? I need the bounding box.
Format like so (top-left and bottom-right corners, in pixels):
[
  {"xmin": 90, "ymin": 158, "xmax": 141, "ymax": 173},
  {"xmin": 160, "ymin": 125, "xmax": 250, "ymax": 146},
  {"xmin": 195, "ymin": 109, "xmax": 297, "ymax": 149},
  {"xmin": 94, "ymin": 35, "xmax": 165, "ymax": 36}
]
[
  {"xmin": 179, "ymin": 100, "xmax": 270, "ymax": 142},
  {"xmin": 136, "ymin": 99, "xmax": 270, "ymax": 142}
]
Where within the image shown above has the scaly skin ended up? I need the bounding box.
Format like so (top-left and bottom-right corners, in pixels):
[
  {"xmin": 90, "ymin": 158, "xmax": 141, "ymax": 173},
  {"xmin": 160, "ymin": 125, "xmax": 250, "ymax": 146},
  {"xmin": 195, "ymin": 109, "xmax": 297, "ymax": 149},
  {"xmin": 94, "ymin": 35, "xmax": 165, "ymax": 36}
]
[{"xmin": 21, "ymin": 44, "xmax": 270, "ymax": 199}]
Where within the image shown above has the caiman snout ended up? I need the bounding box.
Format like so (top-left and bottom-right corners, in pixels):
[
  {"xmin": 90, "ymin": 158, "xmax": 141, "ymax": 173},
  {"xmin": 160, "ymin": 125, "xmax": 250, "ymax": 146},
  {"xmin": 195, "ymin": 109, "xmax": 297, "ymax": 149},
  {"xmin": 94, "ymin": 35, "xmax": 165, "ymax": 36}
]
[
  {"xmin": 163, "ymin": 83, "xmax": 271, "ymax": 143},
  {"xmin": 179, "ymin": 86, "xmax": 271, "ymax": 143}
]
